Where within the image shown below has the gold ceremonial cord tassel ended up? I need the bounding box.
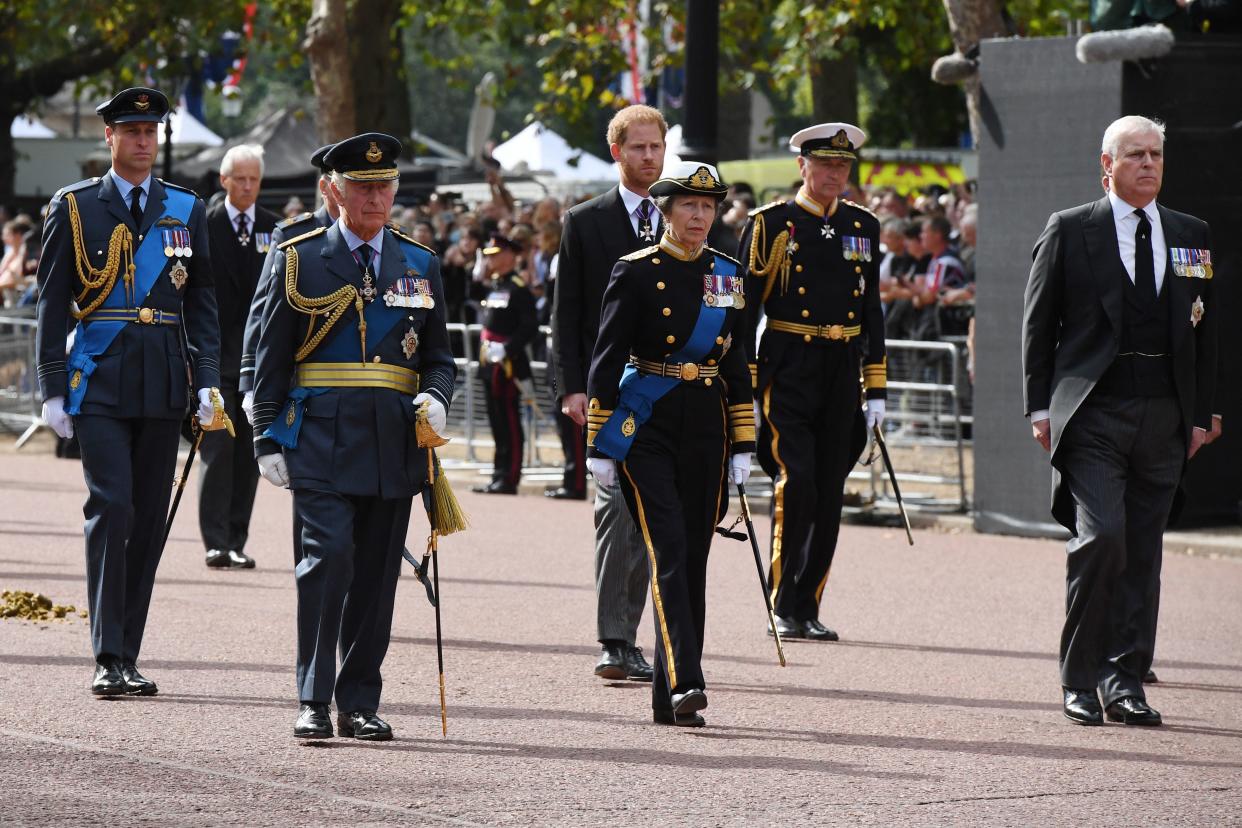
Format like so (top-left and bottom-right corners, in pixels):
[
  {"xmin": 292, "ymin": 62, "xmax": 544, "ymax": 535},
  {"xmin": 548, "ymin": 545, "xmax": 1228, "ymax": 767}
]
[
  {"xmin": 198, "ymin": 387, "xmax": 235, "ymax": 436},
  {"xmin": 65, "ymin": 193, "xmax": 136, "ymax": 319},
  {"xmin": 284, "ymin": 245, "xmax": 360, "ymax": 362},
  {"xmin": 746, "ymin": 213, "xmax": 791, "ymax": 302}
]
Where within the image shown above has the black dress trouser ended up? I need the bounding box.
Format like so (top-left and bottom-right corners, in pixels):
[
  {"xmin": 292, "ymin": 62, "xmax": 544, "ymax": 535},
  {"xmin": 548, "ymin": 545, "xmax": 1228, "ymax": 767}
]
[{"xmin": 484, "ymin": 362, "xmax": 523, "ymax": 487}]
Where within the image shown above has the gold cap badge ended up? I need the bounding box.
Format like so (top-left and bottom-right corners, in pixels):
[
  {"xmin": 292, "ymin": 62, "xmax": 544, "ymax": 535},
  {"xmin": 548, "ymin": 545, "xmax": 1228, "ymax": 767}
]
[
  {"xmin": 830, "ymin": 129, "xmax": 850, "ymax": 148},
  {"xmin": 365, "ymin": 141, "xmax": 383, "ymax": 163},
  {"xmin": 690, "ymin": 166, "xmax": 718, "ymax": 189}
]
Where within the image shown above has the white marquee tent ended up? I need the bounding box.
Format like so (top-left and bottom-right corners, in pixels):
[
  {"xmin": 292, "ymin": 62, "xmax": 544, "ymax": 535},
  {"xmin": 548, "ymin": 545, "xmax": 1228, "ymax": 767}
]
[{"xmin": 491, "ymin": 121, "xmax": 615, "ymax": 181}]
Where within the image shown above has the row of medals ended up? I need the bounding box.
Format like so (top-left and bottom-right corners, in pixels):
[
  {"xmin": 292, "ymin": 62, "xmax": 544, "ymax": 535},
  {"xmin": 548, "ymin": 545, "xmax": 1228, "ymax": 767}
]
[
  {"xmin": 164, "ymin": 229, "xmax": 191, "ymax": 290},
  {"xmin": 705, "ymin": 290, "xmax": 745, "ymax": 309}
]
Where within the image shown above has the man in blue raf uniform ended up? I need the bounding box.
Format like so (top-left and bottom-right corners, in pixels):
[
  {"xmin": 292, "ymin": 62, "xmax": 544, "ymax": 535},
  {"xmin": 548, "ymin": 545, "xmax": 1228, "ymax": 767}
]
[
  {"xmin": 35, "ymin": 87, "xmax": 222, "ymax": 697},
  {"xmin": 472, "ymin": 234, "xmax": 538, "ymax": 495},
  {"xmin": 739, "ymin": 122, "xmax": 887, "ymax": 642},
  {"xmin": 250, "ymin": 133, "xmax": 456, "ymax": 741}
]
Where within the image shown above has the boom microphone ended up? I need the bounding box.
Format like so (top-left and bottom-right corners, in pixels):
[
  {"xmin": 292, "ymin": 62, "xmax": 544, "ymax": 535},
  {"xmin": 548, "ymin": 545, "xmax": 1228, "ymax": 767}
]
[
  {"xmin": 931, "ymin": 52, "xmax": 978, "ymax": 84},
  {"xmin": 1076, "ymin": 24, "xmax": 1175, "ymax": 64}
]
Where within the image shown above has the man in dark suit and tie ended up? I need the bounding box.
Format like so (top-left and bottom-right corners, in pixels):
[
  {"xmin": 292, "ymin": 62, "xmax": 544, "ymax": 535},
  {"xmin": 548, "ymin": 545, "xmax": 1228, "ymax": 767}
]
[
  {"xmin": 552, "ymin": 104, "xmax": 670, "ymax": 682},
  {"xmin": 200, "ymin": 145, "xmax": 280, "ymax": 569},
  {"xmin": 1023, "ymin": 115, "xmax": 1217, "ymax": 727}
]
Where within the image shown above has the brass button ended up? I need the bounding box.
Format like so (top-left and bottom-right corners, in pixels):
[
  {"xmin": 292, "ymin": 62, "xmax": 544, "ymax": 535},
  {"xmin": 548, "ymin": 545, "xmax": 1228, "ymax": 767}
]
[
  {"xmin": 657, "ymin": 281, "xmax": 665, "ymax": 290},
  {"xmin": 854, "ymin": 221, "xmax": 861, "ymax": 228},
  {"xmin": 706, "ymin": 358, "xmax": 716, "ymax": 366},
  {"xmin": 138, "ymin": 307, "xmax": 154, "ymax": 324},
  {"xmin": 666, "ymin": 335, "xmax": 675, "ymax": 344},
  {"xmin": 795, "ymin": 264, "xmax": 803, "ymax": 273},
  {"xmin": 797, "ymin": 287, "xmax": 806, "ymax": 295},
  {"xmin": 703, "ymin": 378, "xmax": 712, "ymax": 387},
  {"xmin": 651, "ymin": 257, "xmax": 661, "ymax": 264},
  {"xmin": 786, "ymin": 221, "xmax": 793, "ymax": 227},
  {"xmin": 848, "ymin": 312, "xmax": 855, "ymax": 320},
  {"xmin": 709, "ymin": 260, "xmax": 715, "ymax": 269},
  {"xmin": 662, "ymin": 307, "xmax": 671, "ymax": 317},
  {"xmin": 715, "ymin": 336, "xmax": 724, "ymax": 344},
  {"xmin": 803, "ymin": 334, "xmax": 812, "ymax": 343},
  {"xmin": 853, "ymin": 290, "xmax": 860, "ymax": 297},
  {"xmin": 373, "ymin": 355, "xmax": 382, "ymax": 362},
  {"xmin": 138, "ymin": 234, "xmax": 143, "ymax": 241},
  {"xmin": 855, "ymin": 266, "xmax": 862, "ymax": 274},
  {"xmin": 801, "ymin": 309, "xmax": 810, "ymax": 318}
]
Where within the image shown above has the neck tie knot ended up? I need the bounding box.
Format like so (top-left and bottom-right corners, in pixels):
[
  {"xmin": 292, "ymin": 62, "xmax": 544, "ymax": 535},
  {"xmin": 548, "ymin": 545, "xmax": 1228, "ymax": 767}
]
[{"xmin": 236, "ymin": 212, "xmax": 250, "ymax": 246}]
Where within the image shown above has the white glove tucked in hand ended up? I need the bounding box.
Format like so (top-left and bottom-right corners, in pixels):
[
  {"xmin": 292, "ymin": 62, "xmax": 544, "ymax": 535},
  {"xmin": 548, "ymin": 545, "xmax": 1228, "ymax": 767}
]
[
  {"xmin": 413, "ymin": 393, "xmax": 447, "ymax": 435},
  {"xmin": 485, "ymin": 341, "xmax": 506, "ymax": 363},
  {"xmin": 196, "ymin": 388, "xmax": 215, "ymax": 424},
  {"xmin": 729, "ymin": 453, "xmax": 752, "ymax": 485},
  {"xmin": 865, "ymin": 398, "xmax": 886, "ymax": 430},
  {"xmin": 242, "ymin": 391, "xmax": 255, "ymax": 424},
  {"xmin": 257, "ymin": 453, "xmax": 289, "ymax": 487},
  {"xmin": 587, "ymin": 457, "xmax": 617, "ymax": 489},
  {"xmin": 42, "ymin": 396, "xmax": 73, "ymax": 439}
]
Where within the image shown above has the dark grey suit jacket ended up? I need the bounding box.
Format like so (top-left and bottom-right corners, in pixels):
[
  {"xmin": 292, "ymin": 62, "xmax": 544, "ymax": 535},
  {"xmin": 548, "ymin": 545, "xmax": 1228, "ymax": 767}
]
[
  {"xmin": 206, "ymin": 201, "xmax": 279, "ymax": 385},
  {"xmin": 1022, "ymin": 195, "xmax": 1217, "ymax": 530}
]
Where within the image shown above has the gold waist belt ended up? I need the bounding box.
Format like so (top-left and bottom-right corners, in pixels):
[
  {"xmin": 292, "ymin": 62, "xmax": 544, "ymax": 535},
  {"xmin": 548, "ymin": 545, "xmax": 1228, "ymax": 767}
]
[
  {"xmin": 296, "ymin": 362, "xmax": 420, "ymax": 394},
  {"xmin": 768, "ymin": 320, "xmax": 861, "ymax": 342},
  {"xmin": 631, "ymin": 357, "xmax": 720, "ymax": 382}
]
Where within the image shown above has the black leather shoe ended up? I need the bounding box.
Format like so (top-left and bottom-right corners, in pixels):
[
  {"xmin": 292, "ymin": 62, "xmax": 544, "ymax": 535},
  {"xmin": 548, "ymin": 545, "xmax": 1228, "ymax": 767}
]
[
  {"xmin": 1105, "ymin": 696, "xmax": 1162, "ymax": 726},
  {"xmin": 803, "ymin": 619, "xmax": 840, "ymax": 641},
  {"xmin": 545, "ymin": 487, "xmax": 586, "ymax": 500},
  {"xmin": 1144, "ymin": 669, "xmax": 1159, "ymax": 684},
  {"xmin": 594, "ymin": 643, "xmax": 626, "ymax": 680},
  {"xmin": 672, "ymin": 689, "xmax": 708, "ymax": 716},
  {"xmin": 294, "ymin": 703, "xmax": 334, "ymax": 739},
  {"xmin": 769, "ymin": 616, "xmax": 805, "ymax": 639},
  {"xmin": 337, "ymin": 710, "xmax": 393, "ymax": 741},
  {"xmin": 225, "ymin": 550, "xmax": 256, "ymax": 569},
  {"xmin": 625, "ymin": 646, "xmax": 653, "ymax": 682},
  {"xmin": 120, "ymin": 662, "xmax": 158, "ymax": 696},
  {"xmin": 91, "ymin": 659, "xmax": 125, "ymax": 697},
  {"xmin": 1063, "ymin": 688, "xmax": 1103, "ymax": 725},
  {"xmin": 653, "ymin": 708, "xmax": 706, "ymax": 727},
  {"xmin": 472, "ymin": 481, "xmax": 518, "ymax": 495},
  {"xmin": 205, "ymin": 548, "xmax": 230, "ymax": 568}
]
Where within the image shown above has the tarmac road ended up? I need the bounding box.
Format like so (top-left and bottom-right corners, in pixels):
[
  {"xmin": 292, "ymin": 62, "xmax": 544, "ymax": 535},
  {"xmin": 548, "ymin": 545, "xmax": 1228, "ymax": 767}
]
[{"xmin": 1, "ymin": 449, "xmax": 1240, "ymax": 826}]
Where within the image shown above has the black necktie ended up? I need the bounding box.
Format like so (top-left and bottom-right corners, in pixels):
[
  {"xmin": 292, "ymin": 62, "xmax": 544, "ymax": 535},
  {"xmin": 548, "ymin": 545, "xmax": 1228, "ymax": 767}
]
[
  {"xmin": 236, "ymin": 213, "xmax": 250, "ymax": 246},
  {"xmin": 1134, "ymin": 209, "xmax": 1156, "ymax": 302},
  {"xmin": 637, "ymin": 199, "xmax": 655, "ymax": 243},
  {"xmin": 354, "ymin": 243, "xmax": 373, "ymax": 275},
  {"xmin": 130, "ymin": 187, "xmax": 143, "ymax": 229}
]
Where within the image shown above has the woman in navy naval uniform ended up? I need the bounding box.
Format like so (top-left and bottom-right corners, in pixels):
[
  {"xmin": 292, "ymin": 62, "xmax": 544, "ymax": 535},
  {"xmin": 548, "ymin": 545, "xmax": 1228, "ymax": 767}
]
[{"xmin": 586, "ymin": 162, "xmax": 755, "ymax": 727}]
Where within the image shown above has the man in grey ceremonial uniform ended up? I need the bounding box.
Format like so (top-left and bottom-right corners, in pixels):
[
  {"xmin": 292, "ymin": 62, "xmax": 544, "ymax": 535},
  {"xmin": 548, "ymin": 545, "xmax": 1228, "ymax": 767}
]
[
  {"xmin": 251, "ymin": 133, "xmax": 455, "ymax": 741},
  {"xmin": 1023, "ymin": 115, "xmax": 1217, "ymax": 727},
  {"xmin": 35, "ymin": 87, "xmax": 221, "ymax": 696}
]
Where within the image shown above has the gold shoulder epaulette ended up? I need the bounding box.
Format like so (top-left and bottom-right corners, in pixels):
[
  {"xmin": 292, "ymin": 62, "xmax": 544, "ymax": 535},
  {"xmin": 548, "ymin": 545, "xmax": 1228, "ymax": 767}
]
[
  {"xmin": 511, "ymin": 276, "xmax": 526, "ymax": 288},
  {"xmin": 620, "ymin": 244, "xmax": 660, "ymax": 262},
  {"xmin": 278, "ymin": 225, "xmax": 327, "ymax": 250},
  {"xmin": 705, "ymin": 246, "xmax": 741, "ymax": 268},
  {"xmin": 278, "ymin": 211, "xmax": 313, "ymax": 228},
  {"xmin": 842, "ymin": 198, "xmax": 878, "ymax": 220},
  {"xmin": 389, "ymin": 227, "xmax": 437, "ymax": 256},
  {"xmin": 748, "ymin": 200, "xmax": 786, "ymax": 218}
]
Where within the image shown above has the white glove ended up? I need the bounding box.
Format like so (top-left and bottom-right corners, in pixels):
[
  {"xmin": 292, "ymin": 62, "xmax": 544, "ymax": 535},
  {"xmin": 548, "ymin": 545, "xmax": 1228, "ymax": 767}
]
[
  {"xmin": 587, "ymin": 457, "xmax": 617, "ymax": 489},
  {"xmin": 485, "ymin": 341, "xmax": 506, "ymax": 363},
  {"xmin": 241, "ymin": 391, "xmax": 255, "ymax": 424},
  {"xmin": 257, "ymin": 453, "xmax": 290, "ymax": 487},
  {"xmin": 42, "ymin": 396, "xmax": 73, "ymax": 439},
  {"xmin": 729, "ymin": 453, "xmax": 752, "ymax": 485},
  {"xmin": 196, "ymin": 388, "xmax": 214, "ymax": 424},
  {"xmin": 413, "ymin": 392, "xmax": 447, "ymax": 435},
  {"xmin": 865, "ymin": 398, "xmax": 886, "ymax": 430}
]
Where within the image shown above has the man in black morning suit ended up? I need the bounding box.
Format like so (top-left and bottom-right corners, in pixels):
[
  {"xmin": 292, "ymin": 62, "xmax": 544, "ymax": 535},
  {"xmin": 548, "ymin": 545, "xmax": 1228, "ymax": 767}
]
[
  {"xmin": 35, "ymin": 87, "xmax": 221, "ymax": 697},
  {"xmin": 200, "ymin": 144, "xmax": 280, "ymax": 569},
  {"xmin": 553, "ymin": 104, "xmax": 670, "ymax": 682},
  {"xmin": 1023, "ymin": 115, "xmax": 1217, "ymax": 727},
  {"xmin": 250, "ymin": 133, "xmax": 455, "ymax": 741}
]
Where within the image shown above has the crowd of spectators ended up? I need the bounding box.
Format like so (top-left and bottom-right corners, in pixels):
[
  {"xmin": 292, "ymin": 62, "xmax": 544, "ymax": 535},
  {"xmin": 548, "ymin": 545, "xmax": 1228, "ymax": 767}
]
[{"xmin": 0, "ymin": 207, "xmax": 42, "ymax": 309}]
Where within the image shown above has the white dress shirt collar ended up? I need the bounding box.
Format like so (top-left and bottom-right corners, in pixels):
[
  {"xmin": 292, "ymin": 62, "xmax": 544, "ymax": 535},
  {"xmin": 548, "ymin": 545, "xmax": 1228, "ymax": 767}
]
[
  {"xmin": 108, "ymin": 169, "xmax": 152, "ymax": 206},
  {"xmin": 225, "ymin": 199, "xmax": 257, "ymax": 227},
  {"xmin": 337, "ymin": 218, "xmax": 384, "ymax": 256},
  {"xmin": 1108, "ymin": 190, "xmax": 1157, "ymax": 226}
]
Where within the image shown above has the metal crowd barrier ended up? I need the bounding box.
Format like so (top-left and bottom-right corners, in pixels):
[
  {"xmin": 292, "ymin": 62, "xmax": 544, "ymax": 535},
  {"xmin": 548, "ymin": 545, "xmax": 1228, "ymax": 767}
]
[{"xmin": 0, "ymin": 311, "xmax": 42, "ymax": 447}]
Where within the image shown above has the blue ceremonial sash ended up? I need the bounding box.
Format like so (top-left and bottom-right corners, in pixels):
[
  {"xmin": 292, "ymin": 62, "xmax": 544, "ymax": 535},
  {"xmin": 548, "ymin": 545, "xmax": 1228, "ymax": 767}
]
[
  {"xmin": 262, "ymin": 386, "xmax": 328, "ymax": 449},
  {"xmin": 65, "ymin": 187, "xmax": 196, "ymax": 414},
  {"xmin": 594, "ymin": 253, "xmax": 733, "ymax": 460}
]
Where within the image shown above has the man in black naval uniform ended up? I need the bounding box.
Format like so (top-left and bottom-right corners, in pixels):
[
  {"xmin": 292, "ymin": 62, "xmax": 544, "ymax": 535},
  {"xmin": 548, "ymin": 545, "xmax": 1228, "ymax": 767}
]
[
  {"xmin": 472, "ymin": 234, "xmax": 538, "ymax": 495},
  {"xmin": 239, "ymin": 143, "xmax": 338, "ymax": 567},
  {"xmin": 739, "ymin": 122, "xmax": 887, "ymax": 642},
  {"xmin": 200, "ymin": 144, "xmax": 280, "ymax": 569},
  {"xmin": 35, "ymin": 87, "xmax": 222, "ymax": 696},
  {"xmin": 250, "ymin": 133, "xmax": 456, "ymax": 741}
]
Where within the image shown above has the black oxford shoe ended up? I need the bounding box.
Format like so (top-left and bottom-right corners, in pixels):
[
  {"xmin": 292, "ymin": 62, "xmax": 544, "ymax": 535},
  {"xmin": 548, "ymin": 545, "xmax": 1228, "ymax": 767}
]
[
  {"xmin": 91, "ymin": 659, "xmax": 125, "ymax": 697},
  {"xmin": 472, "ymin": 480, "xmax": 518, "ymax": 495},
  {"xmin": 544, "ymin": 487, "xmax": 586, "ymax": 500},
  {"xmin": 594, "ymin": 643, "xmax": 627, "ymax": 680},
  {"xmin": 625, "ymin": 646, "xmax": 653, "ymax": 682},
  {"xmin": 205, "ymin": 549, "xmax": 230, "ymax": 568},
  {"xmin": 225, "ymin": 550, "xmax": 256, "ymax": 569},
  {"xmin": 337, "ymin": 710, "xmax": 393, "ymax": 741},
  {"xmin": 653, "ymin": 708, "xmax": 706, "ymax": 727},
  {"xmin": 803, "ymin": 619, "xmax": 840, "ymax": 641},
  {"xmin": 1063, "ymin": 688, "xmax": 1103, "ymax": 725},
  {"xmin": 671, "ymin": 689, "xmax": 708, "ymax": 716},
  {"xmin": 1144, "ymin": 669, "xmax": 1159, "ymax": 684},
  {"xmin": 120, "ymin": 663, "xmax": 158, "ymax": 696},
  {"xmin": 1106, "ymin": 696, "xmax": 1162, "ymax": 726},
  {"xmin": 769, "ymin": 615, "xmax": 805, "ymax": 639},
  {"xmin": 294, "ymin": 703, "xmax": 334, "ymax": 739}
]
